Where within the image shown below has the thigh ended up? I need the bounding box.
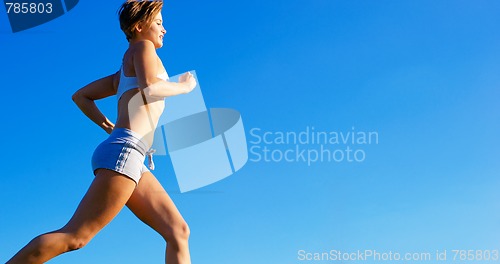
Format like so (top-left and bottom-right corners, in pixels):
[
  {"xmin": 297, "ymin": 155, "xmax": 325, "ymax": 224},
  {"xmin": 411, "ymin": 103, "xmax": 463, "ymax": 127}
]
[
  {"xmin": 126, "ymin": 171, "xmax": 186, "ymax": 238},
  {"xmin": 62, "ymin": 169, "xmax": 137, "ymax": 237}
]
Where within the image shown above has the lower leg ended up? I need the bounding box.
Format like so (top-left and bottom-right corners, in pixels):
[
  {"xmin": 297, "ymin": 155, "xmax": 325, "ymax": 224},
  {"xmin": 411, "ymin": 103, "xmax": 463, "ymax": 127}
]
[
  {"xmin": 166, "ymin": 237, "xmax": 191, "ymax": 264},
  {"xmin": 165, "ymin": 223, "xmax": 191, "ymax": 264}
]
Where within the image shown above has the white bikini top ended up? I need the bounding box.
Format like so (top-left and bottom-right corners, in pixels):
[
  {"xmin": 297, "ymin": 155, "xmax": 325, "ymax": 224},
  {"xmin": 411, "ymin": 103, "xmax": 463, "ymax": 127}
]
[{"xmin": 117, "ymin": 64, "xmax": 169, "ymax": 101}]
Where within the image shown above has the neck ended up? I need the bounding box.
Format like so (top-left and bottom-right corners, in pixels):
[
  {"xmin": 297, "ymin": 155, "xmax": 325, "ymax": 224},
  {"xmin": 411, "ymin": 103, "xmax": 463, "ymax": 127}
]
[{"xmin": 128, "ymin": 38, "xmax": 159, "ymax": 49}]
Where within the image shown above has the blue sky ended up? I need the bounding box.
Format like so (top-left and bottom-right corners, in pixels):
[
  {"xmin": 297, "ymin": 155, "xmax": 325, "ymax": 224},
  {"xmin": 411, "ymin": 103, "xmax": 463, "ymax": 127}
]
[{"xmin": 1, "ymin": 1, "xmax": 499, "ymax": 263}]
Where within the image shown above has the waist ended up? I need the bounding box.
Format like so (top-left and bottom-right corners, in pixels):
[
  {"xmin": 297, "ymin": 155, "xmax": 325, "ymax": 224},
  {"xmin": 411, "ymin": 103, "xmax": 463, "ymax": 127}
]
[{"xmin": 107, "ymin": 127, "xmax": 149, "ymax": 155}]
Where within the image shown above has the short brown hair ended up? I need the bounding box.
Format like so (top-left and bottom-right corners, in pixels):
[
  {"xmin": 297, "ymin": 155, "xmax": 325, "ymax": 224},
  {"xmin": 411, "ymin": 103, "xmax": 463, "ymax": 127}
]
[{"xmin": 118, "ymin": 0, "xmax": 163, "ymax": 41}]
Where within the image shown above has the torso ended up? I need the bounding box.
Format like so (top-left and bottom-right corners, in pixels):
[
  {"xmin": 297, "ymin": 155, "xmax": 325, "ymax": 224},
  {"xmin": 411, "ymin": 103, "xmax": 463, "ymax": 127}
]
[{"xmin": 114, "ymin": 47, "xmax": 169, "ymax": 148}]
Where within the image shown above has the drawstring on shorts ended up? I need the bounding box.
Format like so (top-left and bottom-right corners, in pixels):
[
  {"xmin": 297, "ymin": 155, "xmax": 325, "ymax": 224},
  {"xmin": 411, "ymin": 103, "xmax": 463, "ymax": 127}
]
[{"xmin": 146, "ymin": 148, "xmax": 156, "ymax": 170}]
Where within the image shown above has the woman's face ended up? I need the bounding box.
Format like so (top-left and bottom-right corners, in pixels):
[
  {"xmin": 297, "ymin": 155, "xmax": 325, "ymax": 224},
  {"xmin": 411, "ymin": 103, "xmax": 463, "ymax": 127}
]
[{"xmin": 138, "ymin": 12, "xmax": 166, "ymax": 48}]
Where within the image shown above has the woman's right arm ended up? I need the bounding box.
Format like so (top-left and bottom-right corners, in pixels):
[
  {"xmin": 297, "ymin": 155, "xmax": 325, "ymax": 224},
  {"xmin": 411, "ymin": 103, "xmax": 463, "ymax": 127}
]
[
  {"xmin": 71, "ymin": 72, "xmax": 118, "ymax": 134},
  {"xmin": 134, "ymin": 40, "xmax": 196, "ymax": 97}
]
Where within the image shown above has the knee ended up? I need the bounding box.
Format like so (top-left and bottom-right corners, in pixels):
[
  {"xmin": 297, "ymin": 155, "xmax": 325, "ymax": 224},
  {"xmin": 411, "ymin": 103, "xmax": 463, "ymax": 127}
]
[
  {"xmin": 31, "ymin": 229, "xmax": 94, "ymax": 255},
  {"xmin": 66, "ymin": 237, "xmax": 89, "ymax": 251},
  {"xmin": 164, "ymin": 221, "xmax": 190, "ymax": 244},
  {"xmin": 63, "ymin": 232, "xmax": 93, "ymax": 252}
]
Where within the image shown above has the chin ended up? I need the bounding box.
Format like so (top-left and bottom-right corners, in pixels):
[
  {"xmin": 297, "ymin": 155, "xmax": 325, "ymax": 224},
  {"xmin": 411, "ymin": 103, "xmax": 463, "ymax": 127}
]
[{"xmin": 156, "ymin": 39, "xmax": 163, "ymax": 48}]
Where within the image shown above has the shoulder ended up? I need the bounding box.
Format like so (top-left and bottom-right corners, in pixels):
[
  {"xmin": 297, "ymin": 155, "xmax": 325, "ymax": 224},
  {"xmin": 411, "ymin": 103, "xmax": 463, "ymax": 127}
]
[{"xmin": 129, "ymin": 40, "xmax": 158, "ymax": 65}]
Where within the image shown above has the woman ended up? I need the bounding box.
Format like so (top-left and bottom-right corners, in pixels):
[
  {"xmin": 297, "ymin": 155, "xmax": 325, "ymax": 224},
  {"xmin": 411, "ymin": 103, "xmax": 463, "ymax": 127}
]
[{"xmin": 7, "ymin": 1, "xmax": 196, "ymax": 263}]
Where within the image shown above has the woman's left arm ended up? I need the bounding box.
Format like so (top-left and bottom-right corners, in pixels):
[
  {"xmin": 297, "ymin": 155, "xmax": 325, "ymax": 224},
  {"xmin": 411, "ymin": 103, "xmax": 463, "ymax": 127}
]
[{"xmin": 72, "ymin": 72, "xmax": 119, "ymax": 134}]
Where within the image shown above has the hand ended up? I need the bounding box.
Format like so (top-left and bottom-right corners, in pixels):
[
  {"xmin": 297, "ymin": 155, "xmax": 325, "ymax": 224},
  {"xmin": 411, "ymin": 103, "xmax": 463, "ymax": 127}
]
[
  {"xmin": 102, "ymin": 118, "xmax": 115, "ymax": 134},
  {"xmin": 105, "ymin": 125, "xmax": 115, "ymax": 135},
  {"xmin": 179, "ymin": 72, "xmax": 196, "ymax": 93}
]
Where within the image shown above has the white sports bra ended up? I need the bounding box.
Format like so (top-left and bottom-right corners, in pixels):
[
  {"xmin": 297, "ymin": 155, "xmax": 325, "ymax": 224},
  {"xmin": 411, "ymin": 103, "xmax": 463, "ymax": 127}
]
[{"xmin": 117, "ymin": 64, "xmax": 169, "ymax": 101}]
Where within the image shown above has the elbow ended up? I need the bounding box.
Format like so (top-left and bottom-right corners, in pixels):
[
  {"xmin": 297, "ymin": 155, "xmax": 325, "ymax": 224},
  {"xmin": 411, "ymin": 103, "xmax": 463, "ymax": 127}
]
[
  {"xmin": 71, "ymin": 91, "xmax": 86, "ymax": 105},
  {"xmin": 71, "ymin": 91, "xmax": 82, "ymax": 104}
]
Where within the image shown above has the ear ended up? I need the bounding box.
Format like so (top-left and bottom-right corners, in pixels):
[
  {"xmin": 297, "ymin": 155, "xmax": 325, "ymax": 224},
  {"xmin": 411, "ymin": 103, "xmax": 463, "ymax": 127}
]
[{"xmin": 134, "ymin": 21, "xmax": 144, "ymax": 34}]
